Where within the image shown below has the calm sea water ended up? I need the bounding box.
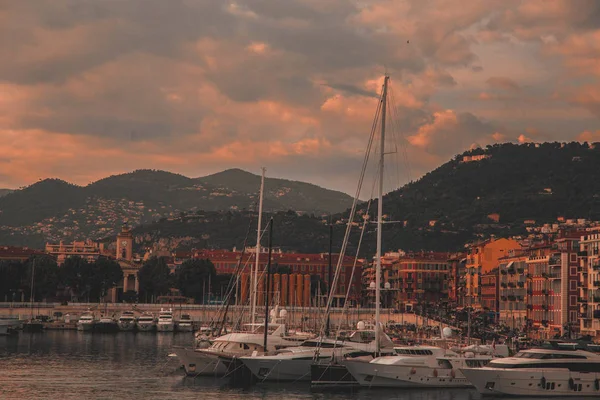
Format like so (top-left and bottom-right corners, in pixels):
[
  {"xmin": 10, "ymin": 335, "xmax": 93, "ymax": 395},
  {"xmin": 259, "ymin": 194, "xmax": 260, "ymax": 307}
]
[{"xmin": 0, "ymin": 331, "xmax": 571, "ymax": 400}]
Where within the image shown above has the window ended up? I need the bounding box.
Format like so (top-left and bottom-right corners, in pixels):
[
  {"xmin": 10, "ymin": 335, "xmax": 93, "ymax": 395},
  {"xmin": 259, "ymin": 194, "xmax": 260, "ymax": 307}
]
[
  {"xmin": 570, "ymin": 267, "xmax": 577, "ymax": 276},
  {"xmin": 570, "ymin": 295, "xmax": 577, "ymax": 306},
  {"xmin": 570, "ymin": 311, "xmax": 578, "ymax": 322},
  {"xmin": 570, "ymin": 281, "xmax": 577, "ymax": 291},
  {"xmin": 570, "ymin": 253, "xmax": 577, "ymax": 262}
]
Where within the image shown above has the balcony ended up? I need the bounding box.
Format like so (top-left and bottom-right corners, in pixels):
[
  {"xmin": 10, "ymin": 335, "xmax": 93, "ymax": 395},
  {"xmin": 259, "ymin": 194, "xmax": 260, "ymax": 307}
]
[
  {"xmin": 542, "ymin": 305, "xmax": 549, "ymax": 311},
  {"xmin": 579, "ymin": 251, "xmax": 588, "ymax": 257},
  {"xmin": 517, "ymin": 267, "xmax": 525, "ymax": 273},
  {"xmin": 579, "ymin": 297, "xmax": 588, "ymax": 303},
  {"xmin": 595, "ymin": 310, "xmax": 600, "ymax": 319},
  {"xmin": 500, "ymin": 283, "xmax": 508, "ymax": 288},
  {"xmin": 508, "ymin": 268, "xmax": 516, "ymax": 275},
  {"xmin": 549, "ymin": 257, "xmax": 561, "ymax": 266},
  {"xmin": 517, "ymin": 282, "xmax": 525, "ymax": 288},
  {"xmin": 527, "ymin": 304, "xmax": 533, "ymax": 310},
  {"xmin": 508, "ymin": 295, "xmax": 517, "ymax": 301},
  {"xmin": 500, "ymin": 269, "xmax": 507, "ymax": 275},
  {"xmin": 508, "ymin": 282, "xmax": 516, "ymax": 288}
]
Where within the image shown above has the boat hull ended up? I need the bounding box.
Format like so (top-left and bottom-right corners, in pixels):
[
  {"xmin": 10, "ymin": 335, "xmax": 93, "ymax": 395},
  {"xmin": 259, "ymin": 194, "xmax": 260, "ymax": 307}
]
[
  {"xmin": 77, "ymin": 322, "xmax": 94, "ymax": 332},
  {"xmin": 461, "ymin": 367, "xmax": 600, "ymax": 397},
  {"xmin": 157, "ymin": 323, "xmax": 174, "ymax": 332},
  {"xmin": 136, "ymin": 322, "xmax": 155, "ymax": 332},
  {"xmin": 176, "ymin": 323, "xmax": 193, "ymax": 332},
  {"xmin": 173, "ymin": 347, "xmax": 228, "ymax": 376},
  {"xmin": 311, "ymin": 362, "xmax": 359, "ymax": 389},
  {"xmin": 23, "ymin": 321, "xmax": 44, "ymax": 333},
  {"xmin": 345, "ymin": 359, "xmax": 471, "ymax": 388},
  {"xmin": 118, "ymin": 321, "xmax": 136, "ymax": 332},
  {"xmin": 94, "ymin": 322, "xmax": 119, "ymax": 333},
  {"xmin": 242, "ymin": 357, "xmax": 314, "ymax": 382}
]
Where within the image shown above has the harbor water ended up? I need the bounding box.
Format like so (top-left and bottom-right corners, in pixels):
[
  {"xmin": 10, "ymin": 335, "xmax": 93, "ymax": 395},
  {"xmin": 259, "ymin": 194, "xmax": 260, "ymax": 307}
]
[{"xmin": 0, "ymin": 331, "xmax": 571, "ymax": 400}]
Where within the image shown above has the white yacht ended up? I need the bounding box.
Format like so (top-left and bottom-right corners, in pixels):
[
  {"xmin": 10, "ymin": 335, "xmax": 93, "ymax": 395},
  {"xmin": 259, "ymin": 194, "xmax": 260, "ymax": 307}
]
[
  {"xmin": 461, "ymin": 347, "xmax": 600, "ymax": 397},
  {"xmin": 345, "ymin": 343, "xmax": 509, "ymax": 388},
  {"xmin": 77, "ymin": 313, "xmax": 95, "ymax": 332},
  {"xmin": 136, "ymin": 313, "xmax": 156, "ymax": 332},
  {"xmin": 241, "ymin": 323, "xmax": 395, "ymax": 382},
  {"xmin": 175, "ymin": 314, "xmax": 193, "ymax": 332},
  {"xmin": 117, "ymin": 311, "xmax": 136, "ymax": 331},
  {"xmin": 174, "ymin": 311, "xmax": 310, "ymax": 377},
  {"xmin": 157, "ymin": 308, "xmax": 174, "ymax": 332}
]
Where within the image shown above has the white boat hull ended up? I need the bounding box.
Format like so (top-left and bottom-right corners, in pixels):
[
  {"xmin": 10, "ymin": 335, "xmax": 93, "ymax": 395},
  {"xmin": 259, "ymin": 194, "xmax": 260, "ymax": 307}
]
[
  {"xmin": 346, "ymin": 359, "xmax": 471, "ymax": 388},
  {"xmin": 461, "ymin": 367, "xmax": 600, "ymax": 397},
  {"xmin": 173, "ymin": 347, "xmax": 228, "ymax": 376}
]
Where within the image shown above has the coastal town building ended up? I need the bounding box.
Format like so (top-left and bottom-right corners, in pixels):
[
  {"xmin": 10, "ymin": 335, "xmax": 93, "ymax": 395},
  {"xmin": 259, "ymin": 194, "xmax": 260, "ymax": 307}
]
[
  {"xmin": 45, "ymin": 240, "xmax": 105, "ymax": 265},
  {"xmin": 465, "ymin": 238, "xmax": 521, "ymax": 309},
  {"xmin": 579, "ymin": 230, "xmax": 600, "ymax": 337}
]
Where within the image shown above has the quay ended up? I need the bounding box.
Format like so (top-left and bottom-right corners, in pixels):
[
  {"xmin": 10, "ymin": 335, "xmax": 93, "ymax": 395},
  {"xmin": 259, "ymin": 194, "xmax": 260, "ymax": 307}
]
[{"xmin": 0, "ymin": 302, "xmax": 456, "ymax": 331}]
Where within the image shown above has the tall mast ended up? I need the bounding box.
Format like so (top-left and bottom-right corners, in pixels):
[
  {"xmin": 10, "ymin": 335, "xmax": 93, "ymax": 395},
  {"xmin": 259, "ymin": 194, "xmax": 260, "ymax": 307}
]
[
  {"xmin": 251, "ymin": 167, "xmax": 266, "ymax": 325},
  {"xmin": 263, "ymin": 218, "xmax": 274, "ymax": 350},
  {"xmin": 30, "ymin": 257, "xmax": 36, "ymax": 320},
  {"xmin": 375, "ymin": 75, "xmax": 389, "ymax": 354}
]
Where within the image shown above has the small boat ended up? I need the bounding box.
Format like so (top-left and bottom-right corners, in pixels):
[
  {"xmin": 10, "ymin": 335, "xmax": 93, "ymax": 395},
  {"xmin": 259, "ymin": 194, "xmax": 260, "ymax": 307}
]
[
  {"xmin": 22, "ymin": 317, "xmax": 45, "ymax": 333},
  {"xmin": 117, "ymin": 311, "xmax": 136, "ymax": 331},
  {"xmin": 77, "ymin": 314, "xmax": 95, "ymax": 332},
  {"xmin": 0, "ymin": 318, "xmax": 20, "ymax": 335},
  {"xmin": 157, "ymin": 308, "xmax": 174, "ymax": 332},
  {"xmin": 95, "ymin": 315, "xmax": 119, "ymax": 333},
  {"xmin": 136, "ymin": 313, "xmax": 156, "ymax": 332},
  {"xmin": 176, "ymin": 314, "xmax": 193, "ymax": 332}
]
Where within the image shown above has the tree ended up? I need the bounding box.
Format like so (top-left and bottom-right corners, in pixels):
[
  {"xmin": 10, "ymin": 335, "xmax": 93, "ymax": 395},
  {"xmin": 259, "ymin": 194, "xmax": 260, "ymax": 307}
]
[
  {"xmin": 22, "ymin": 256, "xmax": 59, "ymax": 301},
  {"xmin": 174, "ymin": 258, "xmax": 216, "ymax": 303},
  {"xmin": 0, "ymin": 260, "xmax": 25, "ymax": 302},
  {"xmin": 90, "ymin": 257, "xmax": 123, "ymax": 301},
  {"xmin": 60, "ymin": 256, "xmax": 94, "ymax": 301},
  {"xmin": 138, "ymin": 256, "xmax": 172, "ymax": 302}
]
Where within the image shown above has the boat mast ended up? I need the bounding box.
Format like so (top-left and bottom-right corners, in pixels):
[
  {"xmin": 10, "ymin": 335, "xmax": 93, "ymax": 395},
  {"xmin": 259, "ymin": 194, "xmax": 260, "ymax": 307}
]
[
  {"xmin": 263, "ymin": 217, "xmax": 274, "ymax": 350},
  {"xmin": 375, "ymin": 75, "xmax": 389, "ymax": 355},
  {"xmin": 251, "ymin": 167, "xmax": 266, "ymax": 325},
  {"xmin": 29, "ymin": 257, "xmax": 36, "ymax": 320},
  {"xmin": 326, "ymin": 223, "xmax": 332, "ymax": 336}
]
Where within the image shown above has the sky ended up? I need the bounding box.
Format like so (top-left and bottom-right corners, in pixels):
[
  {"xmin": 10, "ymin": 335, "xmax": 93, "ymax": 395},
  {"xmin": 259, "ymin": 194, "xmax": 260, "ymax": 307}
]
[{"xmin": 1, "ymin": 0, "xmax": 599, "ymax": 195}]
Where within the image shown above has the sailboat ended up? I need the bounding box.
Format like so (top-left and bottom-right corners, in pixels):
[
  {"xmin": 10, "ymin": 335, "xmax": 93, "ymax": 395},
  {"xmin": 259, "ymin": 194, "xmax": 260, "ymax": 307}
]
[
  {"xmin": 310, "ymin": 75, "xmax": 397, "ymax": 389},
  {"xmin": 23, "ymin": 257, "xmax": 44, "ymax": 332},
  {"xmin": 173, "ymin": 170, "xmax": 309, "ymax": 377}
]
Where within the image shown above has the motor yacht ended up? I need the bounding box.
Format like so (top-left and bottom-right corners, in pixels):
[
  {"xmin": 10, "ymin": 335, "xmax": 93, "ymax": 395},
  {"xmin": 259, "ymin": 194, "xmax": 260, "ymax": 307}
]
[
  {"xmin": 95, "ymin": 315, "xmax": 119, "ymax": 333},
  {"xmin": 461, "ymin": 347, "xmax": 600, "ymax": 397},
  {"xmin": 157, "ymin": 308, "xmax": 174, "ymax": 332},
  {"xmin": 241, "ymin": 323, "xmax": 395, "ymax": 382},
  {"xmin": 136, "ymin": 313, "xmax": 156, "ymax": 332},
  {"xmin": 344, "ymin": 343, "xmax": 509, "ymax": 388},
  {"xmin": 77, "ymin": 313, "xmax": 95, "ymax": 332},
  {"xmin": 176, "ymin": 314, "xmax": 193, "ymax": 332},
  {"xmin": 117, "ymin": 311, "xmax": 136, "ymax": 331},
  {"xmin": 174, "ymin": 309, "xmax": 310, "ymax": 377}
]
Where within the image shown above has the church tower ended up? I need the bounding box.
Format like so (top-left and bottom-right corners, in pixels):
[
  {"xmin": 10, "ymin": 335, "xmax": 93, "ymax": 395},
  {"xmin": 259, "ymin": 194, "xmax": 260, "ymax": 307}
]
[{"xmin": 116, "ymin": 224, "xmax": 133, "ymax": 261}]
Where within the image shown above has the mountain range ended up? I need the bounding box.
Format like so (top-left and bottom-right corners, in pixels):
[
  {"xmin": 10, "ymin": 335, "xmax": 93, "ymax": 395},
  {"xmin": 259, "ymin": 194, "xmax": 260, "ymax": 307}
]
[
  {"xmin": 129, "ymin": 142, "xmax": 600, "ymax": 255},
  {"xmin": 0, "ymin": 168, "xmax": 353, "ymax": 247},
  {"xmin": 1, "ymin": 142, "xmax": 599, "ymax": 253}
]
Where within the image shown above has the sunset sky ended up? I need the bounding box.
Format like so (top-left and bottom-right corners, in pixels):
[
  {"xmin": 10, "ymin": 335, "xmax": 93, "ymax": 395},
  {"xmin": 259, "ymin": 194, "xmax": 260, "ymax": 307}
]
[{"xmin": 1, "ymin": 0, "xmax": 599, "ymax": 195}]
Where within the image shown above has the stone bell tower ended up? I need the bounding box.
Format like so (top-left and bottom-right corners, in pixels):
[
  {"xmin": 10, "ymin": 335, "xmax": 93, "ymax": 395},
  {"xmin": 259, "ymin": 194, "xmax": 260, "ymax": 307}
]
[{"xmin": 116, "ymin": 224, "xmax": 133, "ymax": 261}]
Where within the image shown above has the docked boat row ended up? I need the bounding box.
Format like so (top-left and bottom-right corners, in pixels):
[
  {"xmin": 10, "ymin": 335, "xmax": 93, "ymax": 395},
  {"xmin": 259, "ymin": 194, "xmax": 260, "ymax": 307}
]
[
  {"xmin": 172, "ymin": 76, "xmax": 600, "ymax": 398},
  {"xmin": 77, "ymin": 309, "xmax": 194, "ymax": 333}
]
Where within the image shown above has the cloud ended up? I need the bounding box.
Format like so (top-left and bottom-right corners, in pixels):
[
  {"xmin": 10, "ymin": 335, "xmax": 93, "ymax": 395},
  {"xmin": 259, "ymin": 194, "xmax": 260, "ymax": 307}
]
[
  {"xmin": 0, "ymin": 0, "xmax": 599, "ymax": 196},
  {"xmin": 486, "ymin": 77, "xmax": 521, "ymax": 91}
]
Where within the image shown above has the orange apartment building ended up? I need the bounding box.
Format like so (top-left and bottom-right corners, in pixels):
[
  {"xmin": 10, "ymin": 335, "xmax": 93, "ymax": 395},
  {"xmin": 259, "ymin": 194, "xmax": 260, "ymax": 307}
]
[{"xmin": 465, "ymin": 238, "xmax": 521, "ymax": 309}]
